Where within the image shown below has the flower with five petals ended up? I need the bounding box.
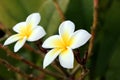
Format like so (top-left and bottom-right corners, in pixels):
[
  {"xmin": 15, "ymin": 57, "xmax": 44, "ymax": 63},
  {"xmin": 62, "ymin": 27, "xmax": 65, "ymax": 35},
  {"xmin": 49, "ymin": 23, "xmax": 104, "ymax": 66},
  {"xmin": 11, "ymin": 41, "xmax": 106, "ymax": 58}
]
[
  {"xmin": 42, "ymin": 20, "xmax": 91, "ymax": 69},
  {"xmin": 4, "ymin": 13, "xmax": 46, "ymax": 52}
]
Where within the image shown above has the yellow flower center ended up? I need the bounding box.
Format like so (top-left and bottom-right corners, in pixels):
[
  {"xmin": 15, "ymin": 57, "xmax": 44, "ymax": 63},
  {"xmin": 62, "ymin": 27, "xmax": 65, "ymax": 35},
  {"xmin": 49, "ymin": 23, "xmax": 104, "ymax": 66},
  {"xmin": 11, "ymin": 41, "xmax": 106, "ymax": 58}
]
[
  {"xmin": 61, "ymin": 32, "xmax": 73, "ymax": 49},
  {"xmin": 19, "ymin": 24, "xmax": 32, "ymax": 39},
  {"xmin": 57, "ymin": 36, "xmax": 72, "ymax": 55}
]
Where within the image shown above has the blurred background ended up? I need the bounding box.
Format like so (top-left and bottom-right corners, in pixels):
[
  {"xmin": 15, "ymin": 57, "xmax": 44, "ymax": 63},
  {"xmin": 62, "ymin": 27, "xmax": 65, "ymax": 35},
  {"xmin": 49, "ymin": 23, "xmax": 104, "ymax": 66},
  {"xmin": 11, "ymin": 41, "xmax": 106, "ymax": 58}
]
[{"xmin": 0, "ymin": 0, "xmax": 120, "ymax": 80}]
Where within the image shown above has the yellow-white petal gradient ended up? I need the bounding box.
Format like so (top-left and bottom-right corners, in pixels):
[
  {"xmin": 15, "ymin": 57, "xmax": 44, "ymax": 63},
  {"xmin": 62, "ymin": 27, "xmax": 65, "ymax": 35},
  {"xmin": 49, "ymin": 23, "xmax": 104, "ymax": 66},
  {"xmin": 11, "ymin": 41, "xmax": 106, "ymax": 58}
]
[
  {"xmin": 4, "ymin": 13, "xmax": 46, "ymax": 52},
  {"xmin": 59, "ymin": 20, "xmax": 75, "ymax": 42},
  {"xmin": 27, "ymin": 26, "xmax": 46, "ymax": 41},
  {"xmin": 4, "ymin": 34, "xmax": 20, "ymax": 46},
  {"xmin": 43, "ymin": 48, "xmax": 61, "ymax": 69},
  {"xmin": 70, "ymin": 29, "xmax": 91, "ymax": 49},
  {"xmin": 42, "ymin": 35, "xmax": 64, "ymax": 48},
  {"xmin": 13, "ymin": 22, "xmax": 26, "ymax": 33},
  {"xmin": 59, "ymin": 47, "xmax": 74, "ymax": 68},
  {"xmin": 14, "ymin": 37, "xmax": 27, "ymax": 52},
  {"xmin": 26, "ymin": 13, "xmax": 40, "ymax": 26}
]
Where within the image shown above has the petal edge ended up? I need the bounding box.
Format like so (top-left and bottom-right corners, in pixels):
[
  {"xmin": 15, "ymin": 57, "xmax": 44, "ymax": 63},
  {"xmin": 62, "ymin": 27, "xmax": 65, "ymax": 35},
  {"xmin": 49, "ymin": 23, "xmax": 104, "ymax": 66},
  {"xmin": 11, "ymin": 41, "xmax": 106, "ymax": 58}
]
[
  {"xmin": 14, "ymin": 37, "xmax": 26, "ymax": 52},
  {"xmin": 13, "ymin": 22, "xmax": 26, "ymax": 33},
  {"xmin": 70, "ymin": 29, "xmax": 91, "ymax": 49},
  {"xmin": 59, "ymin": 48, "xmax": 74, "ymax": 69},
  {"xmin": 43, "ymin": 48, "xmax": 61, "ymax": 69},
  {"xmin": 27, "ymin": 26, "xmax": 46, "ymax": 41},
  {"xmin": 4, "ymin": 34, "xmax": 20, "ymax": 46},
  {"xmin": 42, "ymin": 35, "xmax": 64, "ymax": 48},
  {"xmin": 26, "ymin": 13, "xmax": 40, "ymax": 27},
  {"xmin": 59, "ymin": 20, "xmax": 75, "ymax": 42}
]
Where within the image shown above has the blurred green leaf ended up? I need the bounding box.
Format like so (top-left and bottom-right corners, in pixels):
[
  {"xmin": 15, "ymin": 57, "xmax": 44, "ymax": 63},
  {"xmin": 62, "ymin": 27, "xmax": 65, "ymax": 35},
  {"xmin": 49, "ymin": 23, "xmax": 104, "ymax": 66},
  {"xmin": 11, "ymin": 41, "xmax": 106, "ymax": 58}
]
[
  {"xmin": 0, "ymin": 0, "xmax": 120, "ymax": 80},
  {"xmin": 39, "ymin": 0, "xmax": 69, "ymax": 37},
  {"xmin": 89, "ymin": 0, "xmax": 120, "ymax": 80},
  {"xmin": 106, "ymin": 38, "xmax": 120, "ymax": 80},
  {"xmin": 65, "ymin": 0, "xmax": 93, "ymax": 30},
  {"xmin": 0, "ymin": 0, "xmax": 69, "ymax": 79}
]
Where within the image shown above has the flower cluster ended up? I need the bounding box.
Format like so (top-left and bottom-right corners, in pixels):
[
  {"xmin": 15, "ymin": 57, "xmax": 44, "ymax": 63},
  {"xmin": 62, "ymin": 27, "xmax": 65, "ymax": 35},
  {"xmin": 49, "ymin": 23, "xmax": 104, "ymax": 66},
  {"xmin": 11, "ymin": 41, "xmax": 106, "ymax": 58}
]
[{"xmin": 4, "ymin": 13, "xmax": 91, "ymax": 69}]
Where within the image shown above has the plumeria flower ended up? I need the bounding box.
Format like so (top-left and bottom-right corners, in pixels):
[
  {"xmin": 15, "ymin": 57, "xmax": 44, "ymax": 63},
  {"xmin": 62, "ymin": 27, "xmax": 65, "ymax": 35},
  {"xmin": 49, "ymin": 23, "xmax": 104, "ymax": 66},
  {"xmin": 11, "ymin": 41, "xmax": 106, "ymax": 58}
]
[
  {"xmin": 4, "ymin": 13, "xmax": 46, "ymax": 52},
  {"xmin": 42, "ymin": 20, "xmax": 91, "ymax": 69}
]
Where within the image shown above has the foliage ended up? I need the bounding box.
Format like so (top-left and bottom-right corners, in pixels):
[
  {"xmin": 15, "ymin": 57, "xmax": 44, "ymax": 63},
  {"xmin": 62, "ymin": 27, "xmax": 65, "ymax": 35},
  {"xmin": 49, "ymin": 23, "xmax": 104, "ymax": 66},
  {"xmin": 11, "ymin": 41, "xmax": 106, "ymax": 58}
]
[{"xmin": 0, "ymin": 0, "xmax": 120, "ymax": 80}]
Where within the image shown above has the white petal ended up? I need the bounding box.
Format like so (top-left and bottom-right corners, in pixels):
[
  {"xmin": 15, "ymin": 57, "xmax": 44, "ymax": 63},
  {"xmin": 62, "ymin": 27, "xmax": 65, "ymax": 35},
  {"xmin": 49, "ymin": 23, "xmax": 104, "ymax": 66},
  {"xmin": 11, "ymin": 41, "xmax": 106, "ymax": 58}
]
[
  {"xmin": 27, "ymin": 26, "xmax": 46, "ymax": 41},
  {"xmin": 70, "ymin": 29, "xmax": 91, "ymax": 49},
  {"xmin": 43, "ymin": 48, "xmax": 61, "ymax": 69},
  {"xmin": 4, "ymin": 34, "xmax": 20, "ymax": 46},
  {"xmin": 59, "ymin": 48, "xmax": 74, "ymax": 69},
  {"xmin": 13, "ymin": 22, "xmax": 26, "ymax": 33},
  {"xmin": 14, "ymin": 37, "xmax": 26, "ymax": 52},
  {"xmin": 42, "ymin": 35, "xmax": 64, "ymax": 48},
  {"xmin": 26, "ymin": 13, "xmax": 40, "ymax": 27},
  {"xmin": 59, "ymin": 20, "xmax": 75, "ymax": 42}
]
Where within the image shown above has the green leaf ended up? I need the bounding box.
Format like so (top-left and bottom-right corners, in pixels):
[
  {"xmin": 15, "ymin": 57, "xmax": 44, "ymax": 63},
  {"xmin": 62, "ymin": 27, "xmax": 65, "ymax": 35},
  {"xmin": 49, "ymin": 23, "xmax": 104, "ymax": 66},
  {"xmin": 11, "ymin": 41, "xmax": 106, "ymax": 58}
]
[
  {"xmin": 89, "ymin": 0, "xmax": 120, "ymax": 79},
  {"xmin": 0, "ymin": 0, "xmax": 48, "ymax": 28},
  {"xmin": 39, "ymin": 0, "xmax": 69, "ymax": 37},
  {"xmin": 106, "ymin": 39, "xmax": 120, "ymax": 80},
  {"xmin": 65, "ymin": 0, "xmax": 93, "ymax": 30}
]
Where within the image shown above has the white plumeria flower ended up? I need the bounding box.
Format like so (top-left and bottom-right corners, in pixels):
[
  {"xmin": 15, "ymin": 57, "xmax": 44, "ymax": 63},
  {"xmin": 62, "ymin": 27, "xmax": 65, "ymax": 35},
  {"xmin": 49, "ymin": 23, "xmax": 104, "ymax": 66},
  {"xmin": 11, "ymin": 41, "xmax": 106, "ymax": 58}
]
[
  {"xmin": 42, "ymin": 20, "xmax": 91, "ymax": 69},
  {"xmin": 4, "ymin": 13, "xmax": 46, "ymax": 52}
]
